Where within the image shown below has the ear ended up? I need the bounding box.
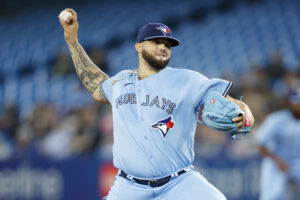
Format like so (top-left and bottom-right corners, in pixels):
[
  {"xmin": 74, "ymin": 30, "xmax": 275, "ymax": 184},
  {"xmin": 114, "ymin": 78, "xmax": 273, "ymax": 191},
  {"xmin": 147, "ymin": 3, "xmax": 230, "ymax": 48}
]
[{"xmin": 135, "ymin": 43, "xmax": 142, "ymax": 53}]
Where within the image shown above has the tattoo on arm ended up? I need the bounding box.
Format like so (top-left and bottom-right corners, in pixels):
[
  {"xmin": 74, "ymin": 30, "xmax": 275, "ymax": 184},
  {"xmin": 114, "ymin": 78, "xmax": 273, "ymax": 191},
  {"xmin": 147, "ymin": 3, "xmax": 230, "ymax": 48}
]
[
  {"xmin": 79, "ymin": 71, "xmax": 102, "ymax": 93},
  {"xmin": 72, "ymin": 42, "xmax": 90, "ymax": 68},
  {"xmin": 69, "ymin": 42, "xmax": 109, "ymax": 98}
]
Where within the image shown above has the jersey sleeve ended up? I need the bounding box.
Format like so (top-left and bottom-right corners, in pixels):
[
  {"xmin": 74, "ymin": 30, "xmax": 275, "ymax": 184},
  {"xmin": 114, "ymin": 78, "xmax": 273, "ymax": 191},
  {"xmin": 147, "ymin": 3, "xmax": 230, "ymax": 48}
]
[
  {"xmin": 192, "ymin": 72, "xmax": 232, "ymax": 109},
  {"xmin": 100, "ymin": 70, "xmax": 133, "ymax": 104},
  {"xmin": 101, "ymin": 77, "xmax": 113, "ymax": 104}
]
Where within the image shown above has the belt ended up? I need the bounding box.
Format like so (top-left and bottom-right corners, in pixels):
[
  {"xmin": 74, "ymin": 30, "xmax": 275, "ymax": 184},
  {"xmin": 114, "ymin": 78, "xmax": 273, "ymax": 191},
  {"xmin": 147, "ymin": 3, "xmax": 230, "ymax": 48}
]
[{"xmin": 119, "ymin": 170, "xmax": 186, "ymax": 188}]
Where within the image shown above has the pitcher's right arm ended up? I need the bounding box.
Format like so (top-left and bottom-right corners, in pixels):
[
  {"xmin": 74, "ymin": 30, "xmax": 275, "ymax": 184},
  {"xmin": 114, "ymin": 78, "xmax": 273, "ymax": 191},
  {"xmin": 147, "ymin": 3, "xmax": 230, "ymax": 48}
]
[{"xmin": 58, "ymin": 8, "xmax": 109, "ymax": 103}]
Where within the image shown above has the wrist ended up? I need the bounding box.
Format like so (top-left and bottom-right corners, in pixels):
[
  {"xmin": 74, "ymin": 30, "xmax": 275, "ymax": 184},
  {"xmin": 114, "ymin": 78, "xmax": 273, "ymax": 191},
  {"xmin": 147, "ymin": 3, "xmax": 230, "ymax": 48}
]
[{"xmin": 241, "ymin": 103, "xmax": 255, "ymax": 127}]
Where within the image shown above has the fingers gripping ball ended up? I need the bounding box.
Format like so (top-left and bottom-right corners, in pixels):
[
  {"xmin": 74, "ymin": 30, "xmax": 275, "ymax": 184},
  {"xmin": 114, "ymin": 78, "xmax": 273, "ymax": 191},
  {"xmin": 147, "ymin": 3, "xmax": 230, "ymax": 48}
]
[
  {"xmin": 59, "ymin": 10, "xmax": 73, "ymax": 24},
  {"xmin": 201, "ymin": 90, "xmax": 252, "ymax": 138}
]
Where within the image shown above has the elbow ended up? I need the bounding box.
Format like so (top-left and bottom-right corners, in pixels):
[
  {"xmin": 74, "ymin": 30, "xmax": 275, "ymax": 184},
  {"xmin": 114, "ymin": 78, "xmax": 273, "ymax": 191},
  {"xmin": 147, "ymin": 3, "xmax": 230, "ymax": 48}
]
[
  {"xmin": 92, "ymin": 85, "xmax": 110, "ymax": 104},
  {"xmin": 92, "ymin": 94, "xmax": 109, "ymax": 104}
]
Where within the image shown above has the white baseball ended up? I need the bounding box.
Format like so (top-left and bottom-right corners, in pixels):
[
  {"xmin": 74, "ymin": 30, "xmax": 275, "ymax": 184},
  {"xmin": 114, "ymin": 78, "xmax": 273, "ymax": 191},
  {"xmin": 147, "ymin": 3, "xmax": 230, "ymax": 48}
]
[{"xmin": 59, "ymin": 10, "xmax": 72, "ymax": 22}]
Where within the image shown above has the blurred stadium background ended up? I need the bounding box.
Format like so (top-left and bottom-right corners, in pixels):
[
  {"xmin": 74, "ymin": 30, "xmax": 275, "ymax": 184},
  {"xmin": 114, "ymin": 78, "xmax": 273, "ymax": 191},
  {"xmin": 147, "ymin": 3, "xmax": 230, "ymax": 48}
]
[{"xmin": 0, "ymin": 0, "xmax": 299, "ymax": 199}]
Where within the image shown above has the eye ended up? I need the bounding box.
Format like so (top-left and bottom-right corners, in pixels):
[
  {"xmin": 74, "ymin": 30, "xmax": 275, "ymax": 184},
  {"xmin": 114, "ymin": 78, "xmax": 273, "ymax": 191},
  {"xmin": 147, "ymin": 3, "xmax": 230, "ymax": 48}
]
[{"xmin": 165, "ymin": 43, "xmax": 171, "ymax": 49}]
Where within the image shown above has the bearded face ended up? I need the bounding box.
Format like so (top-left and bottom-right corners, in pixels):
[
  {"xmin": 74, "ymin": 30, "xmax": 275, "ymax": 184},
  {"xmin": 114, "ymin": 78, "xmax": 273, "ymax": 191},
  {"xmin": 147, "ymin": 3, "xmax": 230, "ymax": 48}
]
[
  {"xmin": 140, "ymin": 39, "xmax": 171, "ymax": 71},
  {"xmin": 142, "ymin": 49, "xmax": 170, "ymax": 70}
]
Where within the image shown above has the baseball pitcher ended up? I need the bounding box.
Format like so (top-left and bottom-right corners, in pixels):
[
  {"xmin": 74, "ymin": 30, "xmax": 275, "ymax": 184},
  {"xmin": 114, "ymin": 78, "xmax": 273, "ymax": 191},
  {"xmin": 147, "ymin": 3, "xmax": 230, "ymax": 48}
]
[{"xmin": 59, "ymin": 8, "xmax": 254, "ymax": 200}]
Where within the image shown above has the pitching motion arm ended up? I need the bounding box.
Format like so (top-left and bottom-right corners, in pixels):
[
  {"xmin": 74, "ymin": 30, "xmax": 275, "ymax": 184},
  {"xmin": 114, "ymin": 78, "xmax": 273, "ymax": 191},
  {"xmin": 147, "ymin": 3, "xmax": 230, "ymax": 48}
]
[{"xmin": 58, "ymin": 8, "xmax": 109, "ymax": 103}]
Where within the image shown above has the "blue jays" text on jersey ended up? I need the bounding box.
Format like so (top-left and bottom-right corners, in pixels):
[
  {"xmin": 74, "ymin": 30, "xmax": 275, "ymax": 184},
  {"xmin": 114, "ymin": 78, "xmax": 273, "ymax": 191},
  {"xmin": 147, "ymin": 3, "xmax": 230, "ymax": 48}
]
[{"xmin": 115, "ymin": 93, "xmax": 176, "ymax": 114}]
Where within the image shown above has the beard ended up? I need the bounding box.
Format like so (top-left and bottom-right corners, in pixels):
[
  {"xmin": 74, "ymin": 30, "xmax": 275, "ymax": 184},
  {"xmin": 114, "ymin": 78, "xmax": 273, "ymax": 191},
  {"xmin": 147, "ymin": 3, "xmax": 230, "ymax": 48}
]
[{"xmin": 142, "ymin": 49, "xmax": 170, "ymax": 71}]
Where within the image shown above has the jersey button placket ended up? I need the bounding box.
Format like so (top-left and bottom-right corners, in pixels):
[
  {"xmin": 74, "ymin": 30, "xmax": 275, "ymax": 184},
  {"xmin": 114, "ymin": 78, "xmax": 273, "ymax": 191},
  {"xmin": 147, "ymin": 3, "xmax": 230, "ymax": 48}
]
[
  {"xmin": 135, "ymin": 82, "xmax": 147, "ymax": 135},
  {"xmin": 136, "ymin": 82, "xmax": 151, "ymax": 151},
  {"xmin": 136, "ymin": 80, "xmax": 158, "ymax": 171}
]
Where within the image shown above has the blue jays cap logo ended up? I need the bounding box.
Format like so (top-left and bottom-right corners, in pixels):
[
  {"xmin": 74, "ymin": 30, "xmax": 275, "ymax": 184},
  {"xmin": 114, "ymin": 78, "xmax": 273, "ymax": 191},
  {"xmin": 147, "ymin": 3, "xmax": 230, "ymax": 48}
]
[
  {"xmin": 151, "ymin": 116, "xmax": 174, "ymax": 138},
  {"xmin": 156, "ymin": 25, "xmax": 171, "ymax": 36}
]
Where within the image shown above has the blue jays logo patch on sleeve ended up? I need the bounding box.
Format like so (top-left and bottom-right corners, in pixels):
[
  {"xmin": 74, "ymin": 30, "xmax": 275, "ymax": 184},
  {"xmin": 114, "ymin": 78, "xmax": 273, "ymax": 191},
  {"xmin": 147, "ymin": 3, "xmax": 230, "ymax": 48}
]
[{"xmin": 151, "ymin": 116, "xmax": 174, "ymax": 138}]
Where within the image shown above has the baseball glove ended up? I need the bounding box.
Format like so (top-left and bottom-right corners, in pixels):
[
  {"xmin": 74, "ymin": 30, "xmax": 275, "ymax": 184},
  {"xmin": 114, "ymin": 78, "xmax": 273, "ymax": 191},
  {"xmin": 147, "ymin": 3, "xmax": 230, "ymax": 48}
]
[{"xmin": 200, "ymin": 90, "xmax": 252, "ymax": 139}]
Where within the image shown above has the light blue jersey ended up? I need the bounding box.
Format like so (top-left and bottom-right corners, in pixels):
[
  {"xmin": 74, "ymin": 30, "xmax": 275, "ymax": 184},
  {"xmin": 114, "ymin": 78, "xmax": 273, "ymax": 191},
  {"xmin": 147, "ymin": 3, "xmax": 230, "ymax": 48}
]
[
  {"xmin": 256, "ymin": 110, "xmax": 300, "ymax": 200},
  {"xmin": 101, "ymin": 67, "xmax": 232, "ymax": 179}
]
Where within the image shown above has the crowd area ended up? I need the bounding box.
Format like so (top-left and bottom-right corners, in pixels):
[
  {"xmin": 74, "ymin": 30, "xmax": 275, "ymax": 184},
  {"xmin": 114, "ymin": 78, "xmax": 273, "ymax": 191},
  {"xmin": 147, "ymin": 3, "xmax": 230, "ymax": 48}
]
[
  {"xmin": 0, "ymin": 47, "xmax": 113, "ymax": 161},
  {"xmin": 0, "ymin": 47, "xmax": 299, "ymax": 161}
]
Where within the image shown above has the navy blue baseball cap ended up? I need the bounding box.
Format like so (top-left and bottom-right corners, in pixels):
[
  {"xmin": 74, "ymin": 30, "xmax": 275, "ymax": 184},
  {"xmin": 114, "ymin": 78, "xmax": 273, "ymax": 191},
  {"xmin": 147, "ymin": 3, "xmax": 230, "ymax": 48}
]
[{"xmin": 136, "ymin": 23, "xmax": 180, "ymax": 47}]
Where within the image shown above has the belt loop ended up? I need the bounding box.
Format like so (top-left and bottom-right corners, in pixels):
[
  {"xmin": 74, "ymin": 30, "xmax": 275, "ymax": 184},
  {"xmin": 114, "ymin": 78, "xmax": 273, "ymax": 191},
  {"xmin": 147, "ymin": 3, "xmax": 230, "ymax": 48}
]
[
  {"xmin": 174, "ymin": 172, "xmax": 179, "ymax": 177},
  {"xmin": 170, "ymin": 170, "xmax": 181, "ymax": 180},
  {"xmin": 127, "ymin": 174, "xmax": 134, "ymax": 181}
]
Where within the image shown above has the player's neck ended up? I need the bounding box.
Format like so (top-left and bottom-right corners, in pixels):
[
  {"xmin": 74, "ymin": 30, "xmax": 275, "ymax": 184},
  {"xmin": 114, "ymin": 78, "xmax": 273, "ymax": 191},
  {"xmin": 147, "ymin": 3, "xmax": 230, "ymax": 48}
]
[{"xmin": 138, "ymin": 60, "xmax": 160, "ymax": 80}]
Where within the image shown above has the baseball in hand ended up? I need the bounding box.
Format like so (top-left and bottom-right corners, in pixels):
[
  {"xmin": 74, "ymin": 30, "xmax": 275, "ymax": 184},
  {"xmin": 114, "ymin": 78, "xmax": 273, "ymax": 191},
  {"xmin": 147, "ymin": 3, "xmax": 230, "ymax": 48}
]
[{"xmin": 59, "ymin": 10, "xmax": 72, "ymax": 23}]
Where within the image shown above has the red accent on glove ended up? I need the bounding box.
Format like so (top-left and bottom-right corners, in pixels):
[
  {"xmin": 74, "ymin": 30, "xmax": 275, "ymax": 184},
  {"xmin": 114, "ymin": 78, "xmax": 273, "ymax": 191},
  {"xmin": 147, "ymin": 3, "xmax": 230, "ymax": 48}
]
[{"xmin": 210, "ymin": 98, "xmax": 215, "ymax": 104}]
